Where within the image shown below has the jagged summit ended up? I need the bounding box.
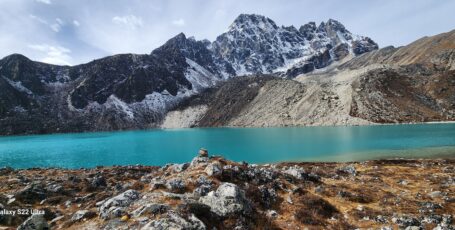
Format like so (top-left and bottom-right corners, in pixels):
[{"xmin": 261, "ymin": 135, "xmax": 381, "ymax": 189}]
[
  {"xmin": 1, "ymin": 53, "xmax": 31, "ymax": 62},
  {"xmin": 228, "ymin": 13, "xmax": 279, "ymax": 32},
  {"xmin": 211, "ymin": 14, "xmax": 378, "ymax": 76}
]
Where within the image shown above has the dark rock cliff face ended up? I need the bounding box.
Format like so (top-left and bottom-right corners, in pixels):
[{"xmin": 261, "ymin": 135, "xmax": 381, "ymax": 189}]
[
  {"xmin": 69, "ymin": 53, "xmax": 190, "ymax": 109},
  {"xmin": 0, "ymin": 14, "xmax": 381, "ymax": 135},
  {"xmin": 174, "ymin": 76, "xmax": 277, "ymax": 127}
]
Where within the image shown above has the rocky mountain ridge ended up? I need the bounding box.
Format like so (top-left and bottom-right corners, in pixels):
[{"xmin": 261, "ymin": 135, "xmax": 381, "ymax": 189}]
[
  {"xmin": 0, "ymin": 14, "xmax": 378, "ymax": 135},
  {"xmin": 162, "ymin": 29, "xmax": 455, "ymax": 128}
]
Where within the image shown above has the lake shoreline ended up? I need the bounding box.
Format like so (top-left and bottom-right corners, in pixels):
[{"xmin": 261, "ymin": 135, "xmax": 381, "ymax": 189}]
[
  {"xmin": 2, "ymin": 119, "xmax": 455, "ymax": 137},
  {"xmin": 1, "ymin": 153, "xmax": 454, "ymax": 229},
  {"xmin": 2, "ymin": 123, "xmax": 455, "ymax": 169}
]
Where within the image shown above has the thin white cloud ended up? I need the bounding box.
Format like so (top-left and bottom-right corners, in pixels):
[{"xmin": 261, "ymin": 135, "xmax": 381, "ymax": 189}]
[
  {"xmin": 50, "ymin": 24, "xmax": 60, "ymax": 32},
  {"xmin": 172, "ymin": 18, "xmax": 185, "ymax": 27},
  {"xmin": 112, "ymin": 15, "xmax": 143, "ymax": 29},
  {"xmin": 29, "ymin": 14, "xmax": 48, "ymax": 25},
  {"xmin": 50, "ymin": 18, "xmax": 65, "ymax": 32},
  {"xmin": 28, "ymin": 44, "xmax": 72, "ymax": 65},
  {"xmin": 73, "ymin": 20, "xmax": 80, "ymax": 27},
  {"xmin": 35, "ymin": 0, "xmax": 51, "ymax": 4}
]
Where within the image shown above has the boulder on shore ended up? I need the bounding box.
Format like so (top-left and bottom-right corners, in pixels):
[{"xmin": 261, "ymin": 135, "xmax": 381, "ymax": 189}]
[
  {"xmin": 199, "ymin": 182, "xmax": 251, "ymax": 217},
  {"xmin": 17, "ymin": 214, "xmax": 49, "ymax": 230},
  {"xmin": 99, "ymin": 189, "xmax": 140, "ymax": 219}
]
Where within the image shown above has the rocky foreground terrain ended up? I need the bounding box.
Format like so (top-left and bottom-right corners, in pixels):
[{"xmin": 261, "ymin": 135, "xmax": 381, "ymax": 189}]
[{"xmin": 0, "ymin": 150, "xmax": 454, "ymax": 229}]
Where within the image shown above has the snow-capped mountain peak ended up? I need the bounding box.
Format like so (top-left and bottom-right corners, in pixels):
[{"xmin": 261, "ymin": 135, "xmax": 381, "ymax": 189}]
[
  {"xmin": 228, "ymin": 14, "xmax": 279, "ymax": 32},
  {"xmin": 210, "ymin": 15, "xmax": 378, "ymax": 77}
]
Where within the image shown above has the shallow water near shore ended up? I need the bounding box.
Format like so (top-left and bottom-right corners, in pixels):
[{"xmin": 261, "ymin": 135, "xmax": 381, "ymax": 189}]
[{"xmin": 1, "ymin": 123, "xmax": 455, "ymax": 169}]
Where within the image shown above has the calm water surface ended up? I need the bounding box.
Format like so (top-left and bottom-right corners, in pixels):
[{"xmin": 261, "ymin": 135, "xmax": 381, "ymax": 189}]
[{"xmin": 1, "ymin": 123, "xmax": 455, "ymax": 168}]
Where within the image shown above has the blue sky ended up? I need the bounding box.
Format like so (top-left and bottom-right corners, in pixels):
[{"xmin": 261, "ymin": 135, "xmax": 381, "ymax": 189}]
[{"xmin": 1, "ymin": 0, "xmax": 454, "ymax": 65}]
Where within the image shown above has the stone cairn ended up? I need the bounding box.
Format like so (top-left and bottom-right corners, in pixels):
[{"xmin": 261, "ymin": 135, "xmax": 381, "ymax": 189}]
[{"xmin": 199, "ymin": 148, "xmax": 208, "ymax": 157}]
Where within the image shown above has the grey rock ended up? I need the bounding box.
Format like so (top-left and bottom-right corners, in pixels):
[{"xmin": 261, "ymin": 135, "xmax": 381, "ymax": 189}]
[
  {"xmin": 150, "ymin": 178, "xmax": 167, "ymax": 190},
  {"xmin": 380, "ymin": 227, "xmax": 393, "ymax": 230},
  {"xmin": 419, "ymin": 202, "xmax": 442, "ymax": 213},
  {"xmin": 141, "ymin": 212, "xmax": 206, "ymax": 230},
  {"xmin": 71, "ymin": 210, "xmax": 96, "ymax": 222},
  {"xmin": 283, "ymin": 166, "xmax": 306, "ymax": 179},
  {"xmin": 190, "ymin": 156, "xmax": 209, "ymax": 168},
  {"xmin": 246, "ymin": 166, "xmax": 277, "ymax": 183},
  {"xmin": 375, "ymin": 215, "xmax": 387, "ymax": 223},
  {"xmin": 405, "ymin": 226, "xmax": 422, "ymax": 230},
  {"xmin": 17, "ymin": 214, "xmax": 49, "ymax": 230},
  {"xmin": 258, "ymin": 185, "xmax": 277, "ymax": 208},
  {"xmin": 429, "ymin": 191, "xmax": 442, "ymax": 198},
  {"xmin": 196, "ymin": 176, "xmax": 212, "ymax": 186},
  {"xmin": 49, "ymin": 215, "xmax": 64, "ymax": 224},
  {"xmin": 91, "ymin": 175, "xmax": 107, "ymax": 187},
  {"xmin": 171, "ymin": 163, "xmax": 189, "ymax": 173},
  {"xmin": 45, "ymin": 183, "xmax": 63, "ymax": 193},
  {"xmin": 267, "ymin": 210, "xmax": 278, "ymax": 218},
  {"xmin": 194, "ymin": 176, "xmax": 213, "ymax": 196},
  {"xmin": 108, "ymin": 207, "xmax": 126, "ymax": 218},
  {"xmin": 99, "ymin": 189, "xmax": 140, "ymax": 219},
  {"xmin": 337, "ymin": 164, "xmax": 357, "ymax": 176},
  {"xmin": 194, "ymin": 184, "xmax": 212, "ymax": 197},
  {"xmin": 199, "ymin": 183, "xmax": 251, "ymax": 217},
  {"xmin": 392, "ymin": 216, "xmax": 421, "ymax": 228},
  {"xmin": 314, "ymin": 185, "xmax": 324, "ymax": 193},
  {"xmin": 166, "ymin": 178, "xmax": 186, "ymax": 193},
  {"xmin": 15, "ymin": 183, "xmax": 46, "ymax": 203},
  {"xmin": 132, "ymin": 203, "xmax": 169, "ymax": 217},
  {"xmin": 205, "ymin": 163, "xmax": 222, "ymax": 177}
]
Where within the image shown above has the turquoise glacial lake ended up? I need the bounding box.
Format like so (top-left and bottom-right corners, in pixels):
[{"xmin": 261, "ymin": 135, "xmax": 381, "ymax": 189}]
[{"xmin": 1, "ymin": 123, "xmax": 455, "ymax": 169}]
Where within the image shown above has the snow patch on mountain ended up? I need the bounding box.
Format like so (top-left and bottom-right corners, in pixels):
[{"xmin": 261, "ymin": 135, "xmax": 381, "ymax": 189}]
[
  {"xmin": 2, "ymin": 76, "xmax": 33, "ymax": 95},
  {"xmin": 185, "ymin": 58, "xmax": 218, "ymax": 91},
  {"xmin": 105, "ymin": 95, "xmax": 135, "ymax": 119}
]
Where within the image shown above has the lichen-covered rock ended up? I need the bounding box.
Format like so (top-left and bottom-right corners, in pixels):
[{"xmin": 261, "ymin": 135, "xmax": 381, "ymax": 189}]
[
  {"xmin": 99, "ymin": 189, "xmax": 140, "ymax": 219},
  {"xmin": 166, "ymin": 178, "xmax": 186, "ymax": 193},
  {"xmin": 283, "ymin": 166, "xmax": 306, "ymax": 179},
  {"xmin": 141, "ymin": 212, "xmax": 206, "ymax": 230},
  {"xmin": 150, "ymin": 178, "xmax": 167, "ymax": 190},
  {"xmin": 71, "ymin": 210, "xmax": 96, "ymax": 222},
  {"xmin": 392, "ymin": 216, "xmax": 421, "ymax": 228},
  {"xmin": 193, "ymin": 176, "xmax": 213, "ymax": 196},
  {"xmin": 337, "ymin": 164, "xmax": 357, "ymax": 176},
  {"xmin": 45, "ymin": 183, "xmax": 64, "ymax": 193},
  {"xmin": 17, "ymin": 214, "xmax": 49, "ymax": 230},
  {"xmin": 205, "ymin": 162, "xmax": 222, "ymax": 177},
  {"xmin": 90, "ymin": 175, "xmax": 107, "ymax": 188},
  {"xmin": 199, "ymin": 183, "xmax": 251, "ymax": 217},
  {"xmin": 171, "ymin": 163, "xmax": 189, "ymax": 173},
  {"xmin": 190, "ymin": 156, "xmax": 209, "ymax": 168},
  {"xmin": 258, "ymin": 185, "xmax": 277, "ymax": 208},
  {"xmin": 132, "ymin": 203, "xmax": 169, "ymax": 217},
  {"xmin": 15, "ymin": 183, "xmax": 47, "ymax": 203},
  {"xmin": 246, "ymin": 165, "xmax": 277, "ymax": 183}
]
